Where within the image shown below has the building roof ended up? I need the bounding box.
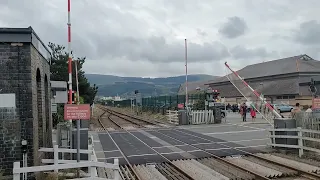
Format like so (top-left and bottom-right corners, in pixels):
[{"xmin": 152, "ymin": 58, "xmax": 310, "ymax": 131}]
[
  {"xmin": 212, "ymin": 77, "xmax": 300, "ymax": 98},
  {"xmin": 178, "ymin": 80, "xmax": 210, "ymax": 94},
  {"xmin": 0, "ymin": 26, "xmax": 51, "ymax": 61},
  {"xmin": 207, "ymin": 54, "xmax": 320, "ymax": 85}
]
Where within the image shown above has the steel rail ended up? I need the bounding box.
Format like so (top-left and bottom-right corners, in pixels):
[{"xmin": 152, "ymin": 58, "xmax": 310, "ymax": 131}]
[
  {"xmin": 97, "ymin": 112, "xmax": 142, "ymax": 180},
  {"xmin": 172, "ymin": 128, "xmax": 320, "ymax": 180},
  {"xmin": 106, "ymin": 113, "xmax": 195, "ymax": 180},
  {"xmin": 101, "ymin": 105, "xmax": 320, "ymax": 179}
]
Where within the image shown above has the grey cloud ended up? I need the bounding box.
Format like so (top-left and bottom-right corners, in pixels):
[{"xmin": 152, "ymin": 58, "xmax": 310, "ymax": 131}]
[
  {"xmin": 219, "ymin": 16, "xmax": 248, "ymax": 39},
  {"xmin": 230, "ymin": 46, "xmax": 275, "ymax": 59},
  {"xmin": 197, "ymin": 29, "xmax": 207, "ymax": 37},
  {"xmin": 91, "ymin": 34, "xmax": 230, "ymax": 63},
  {"xmin": 294, "ymin": 20, "xmax": 320, "ymax": 45}
]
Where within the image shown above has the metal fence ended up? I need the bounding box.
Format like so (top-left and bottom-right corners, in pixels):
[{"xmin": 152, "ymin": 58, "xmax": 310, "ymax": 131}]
[{"xmin": 114, "ymin": 94, "xmax": 205, "ymax": 109}]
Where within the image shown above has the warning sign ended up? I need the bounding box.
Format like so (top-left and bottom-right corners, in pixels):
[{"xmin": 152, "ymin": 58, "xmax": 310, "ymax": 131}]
[
  {"xmin": 64, "ymin": 104, "xmax": 91, "ymax": 120},
  {"xmin": 312, "ymin": 98, "xmax": 320, "ymax": 109},
  {"xmin": 177, "ymin": 103, "xmax": 184, "ymax": 109}
]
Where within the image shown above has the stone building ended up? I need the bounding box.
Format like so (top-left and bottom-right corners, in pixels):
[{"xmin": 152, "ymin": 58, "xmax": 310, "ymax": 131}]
[
  {"xmin": 0, "ymin": 26, "xmax": 52, "ymax": 176},
  {"xmin": 206, "ymin": 54, "xmax": 320, "ymax": 106}
]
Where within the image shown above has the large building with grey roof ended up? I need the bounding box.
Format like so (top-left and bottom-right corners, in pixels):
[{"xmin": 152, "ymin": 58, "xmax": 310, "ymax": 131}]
[
  {"xmin": 206, "ymin": 54, "xmax": 320, "ymax": 106},
  {"xmin": 178, "ymin": 80, "xmax": 210, "ymax": 95}
]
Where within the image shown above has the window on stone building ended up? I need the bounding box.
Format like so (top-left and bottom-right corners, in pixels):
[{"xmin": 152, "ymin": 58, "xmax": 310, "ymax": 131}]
[{"xmin": 276, "ymin": 95, "xmax": 295, "ymax": 99}]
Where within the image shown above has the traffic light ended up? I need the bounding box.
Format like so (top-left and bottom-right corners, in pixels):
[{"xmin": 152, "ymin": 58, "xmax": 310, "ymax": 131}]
[{"xmin": 134, "ymin": 90, "xmax": 139, "ymax": 94}]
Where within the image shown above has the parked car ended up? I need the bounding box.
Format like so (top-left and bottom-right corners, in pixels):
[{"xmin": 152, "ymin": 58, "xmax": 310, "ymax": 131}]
[{"xmin": 272, "ymin": 104, "xmax": 293, "ymax": 113}]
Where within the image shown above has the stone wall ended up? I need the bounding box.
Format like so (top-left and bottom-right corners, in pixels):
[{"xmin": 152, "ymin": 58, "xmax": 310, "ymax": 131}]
[
  {"xmin": 0, "ymin": 43, "xmax": 32, "ymax": 176},
  {"xmin": 0, "ymin": 42, "xmax": 52, "ymax": 176},
  {"xmin": 30, "ymin": 44, "xmax": 52, "ymax": 166}
]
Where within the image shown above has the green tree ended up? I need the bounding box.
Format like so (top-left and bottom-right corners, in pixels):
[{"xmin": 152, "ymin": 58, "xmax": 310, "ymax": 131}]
[
  {"xmin": 193, "ymin": 91, "xmax": 206, "ymax": 110},
  {"xmin": 48, "ymin": 42, "xmax": 98, "ymax": 104}
]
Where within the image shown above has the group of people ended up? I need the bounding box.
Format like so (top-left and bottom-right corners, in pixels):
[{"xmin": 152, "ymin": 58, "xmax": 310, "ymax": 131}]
[
  {"xmin": 238, "ymin": 102, "xmax": 313, "ymax": 121},
  {"xmin": 291, "ymin": 103, "xmax": 313, "ymax": 118},
  {"xmin": 239, "ymin": 103, "xmax": 256, "ymax": 122}
]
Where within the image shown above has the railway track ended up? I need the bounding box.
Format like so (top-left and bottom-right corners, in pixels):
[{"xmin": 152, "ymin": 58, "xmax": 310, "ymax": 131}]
[
  {"xmin": 97, "ymin": 107, "xmax": 194, "ymax": 180},
  {"xmin": 97, "ymin": 105, "xmax": 320, "ymax": 180}
]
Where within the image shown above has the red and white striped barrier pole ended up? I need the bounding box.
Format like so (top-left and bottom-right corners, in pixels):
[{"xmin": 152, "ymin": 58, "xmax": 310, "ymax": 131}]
[
  {"xmin": 67, "ymin": 0, "xmax": 73, "ymax": 105},
  {"xmin": 224, "ymin": 62, "xmax": 282, "ymax": 118}
]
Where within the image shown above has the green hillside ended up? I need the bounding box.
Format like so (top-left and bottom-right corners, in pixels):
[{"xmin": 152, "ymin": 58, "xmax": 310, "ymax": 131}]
[{"xmin": 85, "ymin": 74, "xmax": 218, "ymax": 97}]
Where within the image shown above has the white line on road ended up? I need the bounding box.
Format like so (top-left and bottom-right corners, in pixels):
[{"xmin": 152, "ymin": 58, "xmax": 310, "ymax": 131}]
[
  {"xmin": 217, "ymin": 138, "xmax": 269, "ymax": 144},
  {"xmin": 127, "ymin": 153, "xmax": 158, "ymax": 157},
  {"xmin": 152, "ymin": 144, "xmax": 187, "ymax": 148},
  {"xmin": 95, "ymin": 150, "xmax": 120, "ymax": 153},
  {"xmin": 227, "ymin": 122, "xmax": 265, "ymax": 130},
  {"xmin": 178, "ymin": 124, "xmax": 235, "ymax": 129},
  {"xmin": 204, "ymin": 129, "xmax": 265, "ymax": 135}
]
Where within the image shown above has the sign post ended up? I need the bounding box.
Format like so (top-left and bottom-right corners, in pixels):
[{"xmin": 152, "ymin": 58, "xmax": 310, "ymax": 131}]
[
  {"xmin": 64, "ymin": 103, "xmax": 90, "ymax": 173},
  {"xmin": 64, "ymin": 104, "xmax": 91, "ymax": 120}
]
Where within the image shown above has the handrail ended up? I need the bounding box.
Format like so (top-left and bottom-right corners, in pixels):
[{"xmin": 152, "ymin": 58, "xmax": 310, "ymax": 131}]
[
  {"xmin": 268, "ymin": 127, "xmax": 320, "ymax": 157},
  {"xmin": 13, "ymin": 145, "xmax": 120, "ymax": 180}
]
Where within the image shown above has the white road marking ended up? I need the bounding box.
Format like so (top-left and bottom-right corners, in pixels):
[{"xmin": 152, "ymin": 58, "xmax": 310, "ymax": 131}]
[
  {"xmin": 97, "ymin": 157, "xmax": 123, "ymax": 160},
  {"xmin": 126, "ymin": 153, "xmax": 158, "ymax": 157},
  {"xmin": 179, "ymin": 124, "xmax": 235, "ymax": 129},
  {"xmin": 95, "ymin": 150, "xmax": 120, "ymax": 153},
  {"xmin": 217, "ymin": 138, "xmax": 269, "ymax": 144},
  {"xmin": 152, "ymin": 144, "xmax": 187, "ymax": 148},
  {"xmin": 227, "ymin": 122, "xmax": 265, "ymax": 130},
  {"xmin": 206, "ymin": 145, "xmax": 267, "ymax": 151},
  {"xmin": 204, "ymin": 129, "xmax": 265, "ymax": 135},
  {"xmin": 235, "ymin": 144, "xmax": 267, "ymax": 148}
]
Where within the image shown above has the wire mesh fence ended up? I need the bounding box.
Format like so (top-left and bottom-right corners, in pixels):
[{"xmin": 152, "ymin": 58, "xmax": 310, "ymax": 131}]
[{"xmin": 114, "ymin": 93, "xmax": 206, "ymax": 110}]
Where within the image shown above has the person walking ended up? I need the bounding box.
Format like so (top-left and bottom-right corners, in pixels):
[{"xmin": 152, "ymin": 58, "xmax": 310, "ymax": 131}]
[
  {"xmin": 291, "ymin": 103, "xmax": 301, "ymax": 118},
  {"xmin": 250, "ymin": 105, "xmax": 256, "ymax": 122},
  {"xmin": 306, "ymin": 105, "xmax": 312, "ymax": 113},
  {"xmin": 242, "ymin": 103, "xmax": 247, "ymax": 122}
]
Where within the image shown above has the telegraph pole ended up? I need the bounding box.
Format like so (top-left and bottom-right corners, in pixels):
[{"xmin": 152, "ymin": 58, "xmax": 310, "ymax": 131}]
[{"xmin": 185, "ymin": 39, "xmax": 188, "ymax": 110}]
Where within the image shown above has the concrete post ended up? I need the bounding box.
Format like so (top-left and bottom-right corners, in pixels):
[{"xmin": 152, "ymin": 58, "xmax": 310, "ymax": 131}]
[
  {"xmin": 114, "ymin": 158, "xmax": 120, "ymax": 180},
  {"xmin": 13, "ymin": 162, "xmax": 20, "ymax": 180},
  {"xmin": 54, "ymin": 145, "xmax": 59, "ymax": 173},
  {"xmin": 297, "ymin": 127, "xmax": 303, "ymax": 157}
]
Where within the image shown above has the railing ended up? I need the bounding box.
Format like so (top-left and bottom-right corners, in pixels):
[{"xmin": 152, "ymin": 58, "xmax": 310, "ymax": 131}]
[
  {"xmin": 13, "ymin": 145, "xmax": 120, "ymax": 180},
  {"xmin": 268, "ymin": 127, "xmax": 320, "ymax": 157},
  {"xmin": 190, "ymin": 110, "xmax": 214, "ymax": 124},
  {"xmin": 166, "ymin": 110, "xmax": 179, "ymax": 125}
]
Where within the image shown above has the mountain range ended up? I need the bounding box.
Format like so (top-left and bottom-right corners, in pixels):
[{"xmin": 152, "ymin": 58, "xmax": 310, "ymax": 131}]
[{"xmin": 85, "ymin": 74, "xmax": 218, "ymax": 97}]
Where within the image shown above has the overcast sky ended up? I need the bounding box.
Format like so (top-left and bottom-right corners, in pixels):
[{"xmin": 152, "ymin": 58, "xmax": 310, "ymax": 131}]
[{"xmin": 1, "ymin": 0, "xmax": 320, "ymax": 77}]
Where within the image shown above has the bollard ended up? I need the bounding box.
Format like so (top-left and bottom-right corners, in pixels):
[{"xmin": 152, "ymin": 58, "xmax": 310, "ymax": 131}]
[{"xmin": 114, "ymin": 158, "xmax": 120, "ymax": 180}]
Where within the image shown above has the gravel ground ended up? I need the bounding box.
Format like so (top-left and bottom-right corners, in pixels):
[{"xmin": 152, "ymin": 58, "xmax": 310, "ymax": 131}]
[
  {"xmin": 110, "ymin": 107, "xmax": 171, "ymax": 124},
  {"xmin": 271, "ymin": 152, "xmax": 320, "ymax": 168},
  {"xmin": 89, "ymin": 106, "xmax": 106, "ymax": 130}
]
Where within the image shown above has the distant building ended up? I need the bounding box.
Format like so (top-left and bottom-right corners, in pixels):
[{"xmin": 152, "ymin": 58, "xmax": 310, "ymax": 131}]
[
  {"xmin": 206, "ymin": 54, "xmax": 320, "ymax": 106},
  {"xmin": 178, "ymin": 80, "xmax": 211, "ymax": 94}
]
